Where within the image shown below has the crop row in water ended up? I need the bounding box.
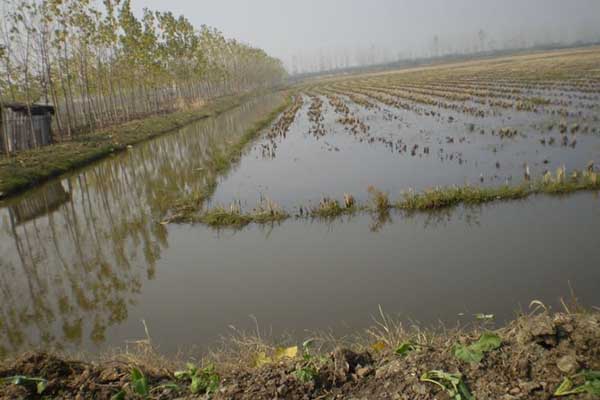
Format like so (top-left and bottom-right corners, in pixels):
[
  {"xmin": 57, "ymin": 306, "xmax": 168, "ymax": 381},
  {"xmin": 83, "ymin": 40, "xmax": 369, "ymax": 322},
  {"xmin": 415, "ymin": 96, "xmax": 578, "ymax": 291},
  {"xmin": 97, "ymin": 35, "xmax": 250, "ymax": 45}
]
[
  {"xmin": 323, "ymin": 93, "xmax": 371, "ymax": 136},
  {"xmin": 266, "ymin": 95, "xmax": 304, "ymax": 140},
  {"xmin": 167, "ymin": 49, "xmax": 600, "ymax": 227},
  {"xmin": 177, "ymin": 166, "xmax": 600, "ymax": 228},
  {"xmin": 301, "ymin": 50, "xmax": 600, "ymax": 135},
  {"xmin": 161, "ymin": 93, "xmax": 294, "ymax": 224},
  {"xmin": 321, "ymin": 86, "xmax": 378, "ymax": 109}
]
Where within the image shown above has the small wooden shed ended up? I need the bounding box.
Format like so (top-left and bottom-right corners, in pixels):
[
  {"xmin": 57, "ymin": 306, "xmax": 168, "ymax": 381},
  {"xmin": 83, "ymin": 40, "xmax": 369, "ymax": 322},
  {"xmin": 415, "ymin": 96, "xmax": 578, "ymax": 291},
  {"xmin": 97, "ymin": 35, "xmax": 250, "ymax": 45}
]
[{"xmin": 0, "ymin": 102, "xmax": 55, "ymax": 154}]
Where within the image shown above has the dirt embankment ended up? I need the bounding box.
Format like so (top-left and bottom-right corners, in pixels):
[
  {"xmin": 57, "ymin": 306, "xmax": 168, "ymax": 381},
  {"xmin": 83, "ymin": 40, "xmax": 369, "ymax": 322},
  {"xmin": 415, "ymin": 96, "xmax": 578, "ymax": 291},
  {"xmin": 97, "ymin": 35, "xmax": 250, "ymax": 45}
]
[{"xmin": 0, "ymin": 311, "xmax": 599, "ymax": 399}]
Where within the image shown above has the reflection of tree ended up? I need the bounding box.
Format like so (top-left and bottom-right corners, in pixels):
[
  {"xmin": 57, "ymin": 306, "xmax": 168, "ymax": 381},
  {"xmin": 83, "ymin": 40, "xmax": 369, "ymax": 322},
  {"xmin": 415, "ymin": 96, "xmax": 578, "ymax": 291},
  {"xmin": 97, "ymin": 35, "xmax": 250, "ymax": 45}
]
[
  {"xmin": 9, "ymin": 183, "xmax": 71, "ymax": 225},
  {"xmin": 399, "ymin": 206, "xmax": 482, "ymax": 230},
  {"xmin": 370, "ymin": 210, "xmax": 392, "ymax": 232},
  {"xmin": 0, "ymin": 94, "xmax": 284, "ymax": 354}
]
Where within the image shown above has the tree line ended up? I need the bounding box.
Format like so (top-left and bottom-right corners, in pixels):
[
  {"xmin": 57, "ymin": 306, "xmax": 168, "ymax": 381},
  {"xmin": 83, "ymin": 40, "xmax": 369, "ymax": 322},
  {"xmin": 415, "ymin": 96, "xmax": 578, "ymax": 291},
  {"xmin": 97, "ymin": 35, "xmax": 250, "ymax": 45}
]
[{"xmin": 0, "ymin": 0, "xmax": 287, "ymax": 138}]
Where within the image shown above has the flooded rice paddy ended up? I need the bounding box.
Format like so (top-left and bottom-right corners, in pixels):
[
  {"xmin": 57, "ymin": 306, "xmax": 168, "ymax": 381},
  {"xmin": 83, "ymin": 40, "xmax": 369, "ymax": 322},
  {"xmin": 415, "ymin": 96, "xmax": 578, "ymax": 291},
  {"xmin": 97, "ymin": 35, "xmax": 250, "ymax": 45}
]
[{"xmin": 1, "ymin": 50, "xmax": 600, "ymax": 357}]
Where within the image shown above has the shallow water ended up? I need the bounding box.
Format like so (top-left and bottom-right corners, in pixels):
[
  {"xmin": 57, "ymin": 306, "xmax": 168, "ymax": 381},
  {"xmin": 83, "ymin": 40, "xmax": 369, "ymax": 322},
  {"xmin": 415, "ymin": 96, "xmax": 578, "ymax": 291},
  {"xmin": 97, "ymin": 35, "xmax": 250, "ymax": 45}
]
[
  {"xmin": 212, "ymin": 94, "xmax": 600, "ymax": 209},
  {"xmin": 0, "ymin": 93, "xmax": 599, "ymax": 357}
]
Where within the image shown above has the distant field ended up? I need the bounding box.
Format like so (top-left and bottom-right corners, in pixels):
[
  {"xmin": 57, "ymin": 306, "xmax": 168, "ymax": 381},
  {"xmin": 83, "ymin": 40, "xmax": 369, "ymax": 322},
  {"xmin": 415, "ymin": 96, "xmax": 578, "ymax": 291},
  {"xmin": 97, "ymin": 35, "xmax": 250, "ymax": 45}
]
[{"xmin": 200, "ymin": 47, "xmax": 600, "ymax": 226}]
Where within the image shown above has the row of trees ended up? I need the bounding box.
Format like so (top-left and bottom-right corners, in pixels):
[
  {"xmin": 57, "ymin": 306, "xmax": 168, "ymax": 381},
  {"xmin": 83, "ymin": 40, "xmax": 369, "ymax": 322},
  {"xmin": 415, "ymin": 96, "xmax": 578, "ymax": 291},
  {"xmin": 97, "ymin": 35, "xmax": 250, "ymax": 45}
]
[{"xmin": 0, "ymin": 0, "xmax": 287, "ymax": 138}]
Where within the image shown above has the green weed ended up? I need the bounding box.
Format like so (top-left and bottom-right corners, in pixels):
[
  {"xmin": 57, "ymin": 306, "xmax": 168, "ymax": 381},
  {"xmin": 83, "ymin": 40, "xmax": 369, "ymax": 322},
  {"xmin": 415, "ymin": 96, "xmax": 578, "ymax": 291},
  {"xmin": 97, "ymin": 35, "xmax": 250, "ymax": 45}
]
[
  {"xmin": 394, "ymin": 342, "xmax": 419, "ymax": 357},
  {"xmin": 420, "ymin": 370, "xmax": 474, "ymax": 400},
  {"xmin": 174, "ymin": 363, "xmax": 220, "ymax": 395},
  {"xmin": 554, "ymin": 370, "xmax": 600, "ymax": 397},
  {"xmin": 453, "ymin": 332, "xmax": 502, "ymax": 364},
  {"xmin": 0, "ymin": 376, "xmax": 48, "ymax": 395},
  {"xmin": 130, "ymin": 367, "xmax": 150, "ymax": 398},
  {"xmin": 293, "ymin": 339, "xmax": 328, "ymax": 383}
]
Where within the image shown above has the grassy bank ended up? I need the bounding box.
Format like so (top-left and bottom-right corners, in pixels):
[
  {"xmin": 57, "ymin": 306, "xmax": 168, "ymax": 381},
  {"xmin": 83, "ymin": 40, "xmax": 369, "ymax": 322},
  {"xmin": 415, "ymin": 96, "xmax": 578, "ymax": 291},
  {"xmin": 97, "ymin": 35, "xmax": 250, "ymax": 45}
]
[
  {"xmin": 179, "ymin": 168, "xmax": 600, "ymax": 228},
  {"xmin": 0, "ymin": 91, "xmax": 275, "ymax": 199},
  {"xmin": 0, "ymin": 306, "xmax": 598, "ymax": 399}
]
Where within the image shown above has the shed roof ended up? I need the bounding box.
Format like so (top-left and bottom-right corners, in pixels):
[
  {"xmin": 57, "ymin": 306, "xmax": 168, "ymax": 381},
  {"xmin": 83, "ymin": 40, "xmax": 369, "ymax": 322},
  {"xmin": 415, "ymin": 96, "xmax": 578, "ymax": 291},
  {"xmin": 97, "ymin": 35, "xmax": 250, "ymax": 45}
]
[{"xmin": 1, "ymin": 102, "xmax": 55, "ymax": 116}]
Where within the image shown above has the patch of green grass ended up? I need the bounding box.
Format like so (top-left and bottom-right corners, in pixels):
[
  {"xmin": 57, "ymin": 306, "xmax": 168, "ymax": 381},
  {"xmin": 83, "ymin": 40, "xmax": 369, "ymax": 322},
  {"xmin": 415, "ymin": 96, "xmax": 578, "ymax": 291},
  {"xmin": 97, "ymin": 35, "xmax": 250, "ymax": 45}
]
[
  {"xmin": 397, "ymin": 170, "xmax": 599, "ymax": 212},
  {"xmin": 397, "ymin": 185, "xmax": 529, "ymax": 210},
  {"xmin": 175, "ymin": 363, "xmax": 220, "ymax": 395},
  {"xmin": 197, "ymin": 200, "xmax": 289, "ymax": 228},
  {"xmin": 110, "ymin": 366, "xmax": 181, "ymax": 399},
  {"xmin": 394, "ymin": 342, "xmax": 419, "ymax": 357},
  {"xmin": 198, "ymin": 204, "xmax": 253, "ymax": 228},
  {"xmin": 293, "ymin": 340, "xmax": 328, "ymax": 383}
]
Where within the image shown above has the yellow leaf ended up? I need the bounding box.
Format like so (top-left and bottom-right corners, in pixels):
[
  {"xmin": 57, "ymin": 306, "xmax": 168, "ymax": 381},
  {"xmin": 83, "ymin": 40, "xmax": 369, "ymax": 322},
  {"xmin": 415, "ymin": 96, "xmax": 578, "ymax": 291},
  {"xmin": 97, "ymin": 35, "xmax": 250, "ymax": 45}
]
[
  {"xmin": 275, "ymin": 346, "xmax": 298, "ymax": 361},
  {"xmin": 254, "ymin": 352, "xmax": 272, "ymax": 368},
  {"xmin": 371, "ymin": 341, "xmax": 386, "ymax": 352}
]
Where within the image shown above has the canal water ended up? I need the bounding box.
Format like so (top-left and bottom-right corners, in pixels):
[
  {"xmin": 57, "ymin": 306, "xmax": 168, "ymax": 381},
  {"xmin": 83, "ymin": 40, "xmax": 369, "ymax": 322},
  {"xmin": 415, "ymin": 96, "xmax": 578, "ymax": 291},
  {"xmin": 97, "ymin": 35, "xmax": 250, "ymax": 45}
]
[{"xmin": 0, "ymin": 94, "xmax": 599, "ymax": 357}]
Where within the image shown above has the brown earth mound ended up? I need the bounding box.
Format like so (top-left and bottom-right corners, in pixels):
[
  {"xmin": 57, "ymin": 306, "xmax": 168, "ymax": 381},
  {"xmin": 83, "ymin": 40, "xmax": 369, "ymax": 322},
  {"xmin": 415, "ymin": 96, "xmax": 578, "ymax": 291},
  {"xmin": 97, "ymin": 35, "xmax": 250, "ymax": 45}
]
[{"xmin": 1, "ymin": 311, "xmax": 599, "ymax": 399}]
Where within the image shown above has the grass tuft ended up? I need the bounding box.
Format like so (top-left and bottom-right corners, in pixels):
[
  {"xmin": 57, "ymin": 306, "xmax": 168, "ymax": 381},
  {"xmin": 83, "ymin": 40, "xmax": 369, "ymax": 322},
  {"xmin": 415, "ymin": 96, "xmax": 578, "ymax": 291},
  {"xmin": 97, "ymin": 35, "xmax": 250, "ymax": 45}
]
[
  {"xmin": 198, "ymin": 199, "xmax": 289, "ymax": 228},
  {"xmin": 368, "ymin": 186, "xmax": 390, "ymax": 213},
  {"xmin": 309, "ymin": 196, "xmax": 359, "ymax": 219}
]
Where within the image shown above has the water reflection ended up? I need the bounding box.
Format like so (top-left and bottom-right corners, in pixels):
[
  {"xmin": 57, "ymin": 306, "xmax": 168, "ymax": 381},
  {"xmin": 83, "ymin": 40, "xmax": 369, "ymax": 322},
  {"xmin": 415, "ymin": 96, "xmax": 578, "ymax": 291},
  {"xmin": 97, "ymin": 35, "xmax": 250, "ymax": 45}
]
[
  {"xmin": 0, "ymin": 94, "xmax": 285, "ymax": 356},
  {"xmin": 0, "ymin": 93, "xmax": 598, "ymax": 357}
]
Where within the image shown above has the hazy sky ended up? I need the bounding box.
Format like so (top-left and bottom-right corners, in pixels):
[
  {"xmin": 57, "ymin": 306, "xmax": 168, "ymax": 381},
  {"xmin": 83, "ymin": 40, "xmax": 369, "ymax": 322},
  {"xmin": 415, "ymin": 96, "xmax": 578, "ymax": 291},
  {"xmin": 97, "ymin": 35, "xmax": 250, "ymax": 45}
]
[{"xmin": 135, "ymin": 0, "xmax": 600, "ymax": 70}]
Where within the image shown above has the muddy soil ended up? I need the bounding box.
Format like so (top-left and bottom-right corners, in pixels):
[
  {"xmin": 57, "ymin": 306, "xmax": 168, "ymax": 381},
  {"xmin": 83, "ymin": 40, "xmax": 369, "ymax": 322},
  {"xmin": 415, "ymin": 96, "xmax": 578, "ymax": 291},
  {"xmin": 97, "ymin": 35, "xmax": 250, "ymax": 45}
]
[{"xmin": 1, "ymin": 311, "xmax": 598, "ymax": 399}]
